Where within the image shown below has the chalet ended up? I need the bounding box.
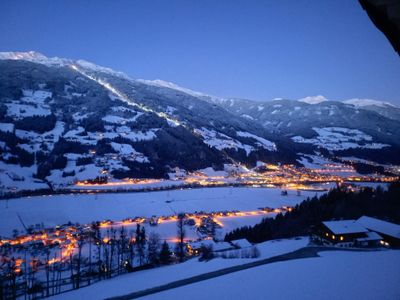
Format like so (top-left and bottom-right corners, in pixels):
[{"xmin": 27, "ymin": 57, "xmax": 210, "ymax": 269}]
[
  {"xmin": 231, "ymin": 238, "xmax": 252, "ymax": 249},
  {"xmin": 312, "ymin": 220, "xmax": 382, "ymax": 247},
  {"xmin": 187, "ymin": 240, "xmax": 235, "ymax": 255},
  {"xmin": 357, "ymin": 216, "xmax": 400, "ymax": 248},
  {"xmin": 354, "ymin": 231, "xmax": 383, "ymax": 247}
]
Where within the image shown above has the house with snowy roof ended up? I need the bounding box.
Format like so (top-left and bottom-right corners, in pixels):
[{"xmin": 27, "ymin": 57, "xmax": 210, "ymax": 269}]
[
  {"xmin": 230, "ymin": 238, "xmax": 252, "ymax": 249},
  {"xmin": 312, "ymin": 219, "xmax": 382, "ymax": 247},
  {"xmin": 357, "ymin": 216, "xmax": 400, "ymax": 248},
  {"xmin": 186, "ymin": 239, "xmax": 235, "ymax": 255}
]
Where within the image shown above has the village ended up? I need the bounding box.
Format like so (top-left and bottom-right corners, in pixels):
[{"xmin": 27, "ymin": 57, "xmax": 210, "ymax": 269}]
[
  {"xmin": 0, "ymin": 204, "xmax": 294, "ymax": 298},
  {"xmin": 1, "ymin": 191, "xmax": 400, "ymax": 300},
  {"xmin": 1, "ymin": 155, "xmax": 399, "ymax": 299},
  {"xmin": 1, "ymin": 160, "xmax": 399, "ymax": 300},
  {"xmin": 69, "ymin": 162, "xmax": 398, "ymax": 194}
]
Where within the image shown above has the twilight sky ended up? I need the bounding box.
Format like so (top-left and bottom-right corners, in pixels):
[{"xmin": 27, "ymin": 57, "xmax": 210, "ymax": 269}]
[{"xmin": 1, "ymin": 0, "xmax": 399, "ymax": 104}]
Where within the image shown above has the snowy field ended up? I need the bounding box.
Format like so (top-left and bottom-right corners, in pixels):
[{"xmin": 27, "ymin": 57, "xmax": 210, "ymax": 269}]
[
  {"xmin": 51, "ymin": 237, "xmax": 309, "ymax": 300},
  {"xmin": 0, "ymin": 187, "xmax": 325, "ymax": 237},
  {"xmin": 292, "ymin": 127, "xmax": 390, "ymax": 151},
  {"xmin": 143, "ymin": 250, "xmax": 400, "ymax": 300}
]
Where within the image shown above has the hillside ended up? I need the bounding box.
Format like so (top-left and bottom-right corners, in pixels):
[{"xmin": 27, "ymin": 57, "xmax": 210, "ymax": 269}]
[
  {"xmin": 0, "ymin": 52, "xmax": 294, "ymax": 192},
  {"xmin": 0, "ymin": 52, "xmax": 399, "ymax": 193}
]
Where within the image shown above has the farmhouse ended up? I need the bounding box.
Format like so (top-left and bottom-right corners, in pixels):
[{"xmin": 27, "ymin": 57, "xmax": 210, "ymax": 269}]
[
  {"xmin": 187, "ymin": 240, "xmax": 235, "ymax": 255},
  {"xmin": 231, "ymin": 238, "xmax": 252, "ymax": 249},
  {"xmin": 354, "ymin": 231, "xmax": 383, "ymax": 247},
  {"xmin": 357, "ymin": 216, "xmax": 400, "ymax": 248},
  {"xmin": 312, "ymin": 220, "xmax": 382, "ymax": 247}
]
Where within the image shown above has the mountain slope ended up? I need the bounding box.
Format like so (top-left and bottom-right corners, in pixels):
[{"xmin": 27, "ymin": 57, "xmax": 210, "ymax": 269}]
[
  {"xmin": 0, "ymin": 52, "xmax": 398, "ymax": 193},
  {"xmin": 153, "ymin": 80, "xmax": 400, "ymax": 165},
  {"xmin": 0, "ymin": 52, "xmax": 296, "ymax": 192},
  {"xmin": 197, "ymin": 96, "xmax": 400, "ymax": 164}
]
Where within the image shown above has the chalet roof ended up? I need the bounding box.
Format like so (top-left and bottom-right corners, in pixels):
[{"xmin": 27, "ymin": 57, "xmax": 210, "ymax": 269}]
[
  {"xmin": 230, "ymin": 238, "xmax": 252, "ymax": 248},
  {"xmin": 357, "ymin": 216, "xmax": 400, "ymax": 239},
  {"xmin": 356, "ymin": 231, "xmax": 382, "ymax": 242},
  {"xmin": 188, "ymin": 240, "xmax": 234, "ymax": 252},
  {"xmin": 322, "ymin": 220, "xmax": 368, "ymax": 235}
]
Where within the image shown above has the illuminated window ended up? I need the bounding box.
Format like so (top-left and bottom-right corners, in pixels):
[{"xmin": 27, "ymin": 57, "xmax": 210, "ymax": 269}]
[
  {"xmin": 332, "ymin": 235, "xmax": 335, "ymax": 240},
  {"xmin": 340, "ymin": 236, "xmax": 344, "ymax": 241}
]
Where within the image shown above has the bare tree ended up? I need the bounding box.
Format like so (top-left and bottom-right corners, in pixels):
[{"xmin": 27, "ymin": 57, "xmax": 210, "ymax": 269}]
[
  {"xmin": 136, "ymin": 225, "xmax": 146, "ymax": 266},
  {"xmin": 128, "ymin": 231, "xmax": 135, "ymax": 270},
  {"xmin": 147, "ymin": 232, "xmax": 161, "ymax": 265},
  {"xmin": 176, "ymin": 213, "xmax": 186, "ymax": 262},
  {"xmin": 75, "ymin": 231, "xmax": 85, "ymax": 288},
  {"xmin": 87, "ymin": 228, "xmax": 95, "ymax": 285},
  {"xmin": 108, "ymin": 228, "xmax": 117, "ymax": 278},
  {"xmin": 44, "ymin": 248, "xmax": 50, "ymax": 297},
  {"xmin": 117, "ymin": 226, "xmax": 128, "ymax": 274}
]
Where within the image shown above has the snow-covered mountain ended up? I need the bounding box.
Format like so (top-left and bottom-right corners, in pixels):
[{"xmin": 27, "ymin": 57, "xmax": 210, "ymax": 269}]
[
  {"xmin": 298, "ymin": 95, "xmax": 328, "ymax": 105},
  {"xmin": 146, "ymin": 76, "xmax": 400, "ymax": 165},
  {"xmin": 203, "ymin": 96, "xmax": 400, "ymax": 154},
  {"xmin": 342, "ymin": 98, "xmax": 395, "ymax": 108},
  {"xmin": 0, "ymin": 52, "xmax": 295, "ymax": 192},
  {"xmin": 0, "ymin": 52, "xmax": 399, "ymax": 193}
]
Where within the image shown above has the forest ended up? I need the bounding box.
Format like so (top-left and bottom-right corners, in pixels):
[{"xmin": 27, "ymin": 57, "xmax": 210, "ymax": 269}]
[{"xmin": 225, "ymin": 183, "xmax": 400, "ymax": 243}]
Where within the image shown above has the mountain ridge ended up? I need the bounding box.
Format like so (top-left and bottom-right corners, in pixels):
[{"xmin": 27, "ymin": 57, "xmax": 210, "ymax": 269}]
[
  {"xmin": 1, "ymin": 51, "xmax": 397, "ymax": 108},
  {"xmin": 0, "ymin": 52, "xmax": 399, "ymax": 193}
]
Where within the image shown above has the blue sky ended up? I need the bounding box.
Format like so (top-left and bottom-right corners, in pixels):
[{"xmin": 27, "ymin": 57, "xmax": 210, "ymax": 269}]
[{"xmin": 1, "ymin": 0, "xmax": 399, "ymax": 104}]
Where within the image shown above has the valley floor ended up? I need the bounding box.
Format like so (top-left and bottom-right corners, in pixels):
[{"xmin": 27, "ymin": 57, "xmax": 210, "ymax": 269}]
[{"xmin": 0, "ymin": 186, "xmax": 327, "ymax": 237}]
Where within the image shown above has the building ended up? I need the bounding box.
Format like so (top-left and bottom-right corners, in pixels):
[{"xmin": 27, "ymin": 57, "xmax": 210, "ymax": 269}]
[
  {"xmin": 149, "ymin": 216, "xmax": 159, "ymax": 226},
  {"xmin": 230, "ymin": 238, "xmax": 252, "ymax": 249},
  {"xmin": 355, "ymin": 231, "xmax": 383, "ymax": 247},
  {"xmin": 312, "ymin": 220, "xmax": 382, "ymax": 247},
  {"xmin": 186, "ymin": 239, "xmax": 235, "ymax": 255},
  {"xmin": 357, "ymin": 216, "xmax": 400, "ymax": 248}
]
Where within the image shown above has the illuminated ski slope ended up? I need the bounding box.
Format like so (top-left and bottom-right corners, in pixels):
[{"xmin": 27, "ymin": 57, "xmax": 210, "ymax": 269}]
[{"xmin": 71, "ymin": 64, "xmax": 181, "ymax": 127}]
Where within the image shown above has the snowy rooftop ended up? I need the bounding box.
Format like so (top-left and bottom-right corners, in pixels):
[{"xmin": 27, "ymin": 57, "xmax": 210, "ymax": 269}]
[
  {"xmin": 231, "ymin": 238, "xmax": 252, "ymax": 249},
  {"xmin": 356, "ymin": 231, "xmax": 382, "ymax": 242},
  {"xmin": 188, "ymin": 240, "xmax": 234, "ymax": 252},
  {"xmin": 322, "ymin": 220, "xmax": 368, "ymax": 235},
  {"xmin": 357, "ymin": 216, "xmax": 400, "ymax": 239}
]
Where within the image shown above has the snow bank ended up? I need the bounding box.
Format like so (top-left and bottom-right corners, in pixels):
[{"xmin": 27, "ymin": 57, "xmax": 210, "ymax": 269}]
[{"xmin": 144, "ymin": 250, "xmax": 400, "ymax": 300}]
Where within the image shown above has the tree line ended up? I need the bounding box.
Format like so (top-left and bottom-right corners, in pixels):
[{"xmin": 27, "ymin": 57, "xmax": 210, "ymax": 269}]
[{"xmin": 225, "ymin": 183, "xmax": 400, "ymax": 243}]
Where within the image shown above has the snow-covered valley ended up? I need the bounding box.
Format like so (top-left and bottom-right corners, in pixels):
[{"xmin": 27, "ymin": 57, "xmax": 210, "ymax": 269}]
[
  {"xmin": 0, "ymin": 51, "xmax": 399, "ymax": 300},
  {"xmin": 0, "ymin": 187, "xmax": 326, "ymax": 237}
]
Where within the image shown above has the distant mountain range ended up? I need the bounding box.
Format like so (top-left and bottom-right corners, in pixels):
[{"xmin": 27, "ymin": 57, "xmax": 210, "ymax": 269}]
[{"xmin": 0, "ymin": 51, "xmax": 399, "ymax": 192}]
